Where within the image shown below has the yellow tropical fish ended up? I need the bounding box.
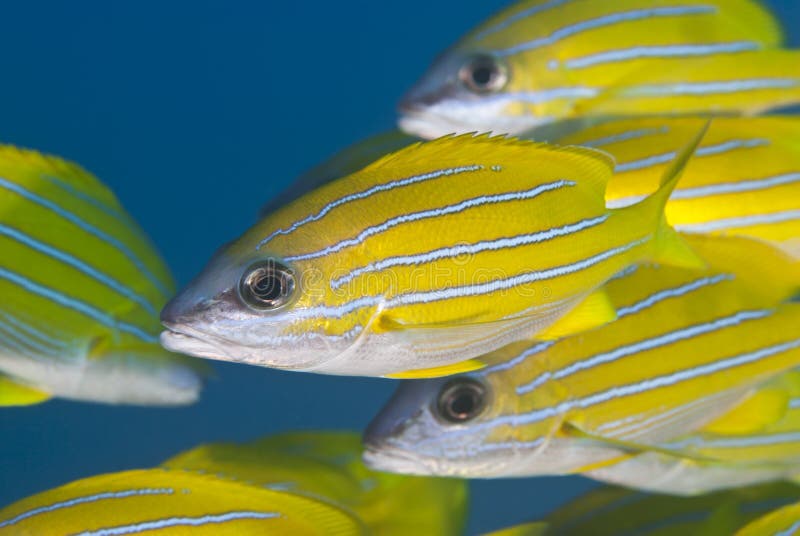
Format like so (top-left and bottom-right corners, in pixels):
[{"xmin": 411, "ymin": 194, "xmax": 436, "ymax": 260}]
[
  {"xmin": 0, "ymin": 146, "xmax": 204, "ymax": 406},
  {"xmin": 160, "ymin": 133, "xmax": 704, "ymax": 378},
  {"xmin": 398, "ymin": 0, "xmax": 800, "ymax": 138},
  {"xmin": 584, "ymin": 371, "xmax": 800, "ymax": 494},
  {"xmin": 363, "ymin": 234, "xmax": 800, "ymax": 478},
  {"xmin": 162, "ymin": 431, "xmax": 468, "ymax": 536},
  {"xmin": 738, "ymin": 499, "xmax": 800, "ymax": 536},
  {"xmin": 484, "ymin": 482, "xmax": 800, "ymax": 536},
  {"xmin": 559, "ymin": 116, "xmax": 800, "ymax": 257},
  {"xmin": 0, "ymin": 469, "xmax": 364, "ymax": 535}
]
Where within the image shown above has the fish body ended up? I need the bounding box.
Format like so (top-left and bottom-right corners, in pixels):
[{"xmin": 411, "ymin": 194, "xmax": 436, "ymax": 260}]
[
  {"xmin": 399, "ymin": 0, "xmax": 800, "ymax": 138},
  {"xmin": 557, "ymin": 116, "xmax": 800, "ymax": 257},
  {"xmin": 163, "ymin": 431, "xmax": 468, "ymax": 536},
  {"xmin": 0, "ymin": 146, "xmax": 203, "ymax": 406},
  {"xmin": 363, "ymin": 234, "xmax": 800, "ymax": 478},
  {"xmin": 485, "ymin": 482, "xmax": 800, "ymax": 536},
  {"xmin": 0, "ymin": 469, "xmax": 365, "ymax": 535},
  {"xmin": 161, "ymin": 133, "xmax": 701, "ymax": 378}
]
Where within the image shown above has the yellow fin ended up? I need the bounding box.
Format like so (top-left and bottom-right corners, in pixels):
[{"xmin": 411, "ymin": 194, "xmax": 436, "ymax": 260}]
[
  {"xmin": 537, "ymin": 289, "xmax": 618, "ymax": 341},
  {"xmin": 633, "ymin": 123, "xmax": 709, "ymax": 270},
  {"xmin": 484, "ymin": 521, "xmax": 551, "ymax": 536},
  {"xmin": 385, "ymin": 359, "xmax": 486, "ymax": 379},
  {"xmin": 0, "ymin": 376, "xmax": 51, "ymax": 406},
  {"xmin": 701, "ymin": 387, "xmax": 790, "ymax": 435}
]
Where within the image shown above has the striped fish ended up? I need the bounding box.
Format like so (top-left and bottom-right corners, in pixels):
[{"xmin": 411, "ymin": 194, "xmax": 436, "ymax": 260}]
[
  {"xmin": 162, "ymin": 431, "xmax": 468, "ymax": 536},
  {"xmin": 363, "ymin": 234, "xmax": 800, "ymax": 478},
  {"xmin": 484, "ymin": 482, "xmax": 800, "ymax": 536},
  {"xmin": 559, "ymin": 116, "xmax": 800, "ymax": 257},
  {"xmin": 0, "ymin": 469, "xmax": 365, "ymax": 535},
  {"xmin": 738, "ymin": 499, "xmax": 800, "ymax": 536},
  {"xmin": 161, "ymin": 133, "xmax": 703, "ymax": 378},
  {"xmin": 585, "ymin": 371, "xmax": 800, "ymax": 495},
  {"xmin": 0, "ymin": 146, "xmax": 203, "ymax": 406},
  {"xmin": 398, "ymin": 0, "xmax": 800, "ymax": 138}
]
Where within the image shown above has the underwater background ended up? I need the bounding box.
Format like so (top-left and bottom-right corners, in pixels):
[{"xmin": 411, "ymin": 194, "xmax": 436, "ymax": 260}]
[{"xmin": 0, "ymin": 1, "xmax": 798, "ymax": 533}]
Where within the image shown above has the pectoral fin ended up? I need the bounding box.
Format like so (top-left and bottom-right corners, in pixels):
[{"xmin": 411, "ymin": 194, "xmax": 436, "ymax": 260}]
[
  {"xmin": 0, "ymin": 375, "xmax": 51, "ymax": 406},
  {"xmin": 536, "ymin": 289, "xmax": 618, "ymax": 341}
]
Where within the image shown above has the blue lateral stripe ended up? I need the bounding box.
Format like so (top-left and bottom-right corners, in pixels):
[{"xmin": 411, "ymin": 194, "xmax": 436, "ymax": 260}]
[
  {"xmin": 0, "ymin": 489, "xmax": 174, "ymax": 529},
  {"xmin": 0, "ymin": 267, "xmax": 158, "ymax": 344},
  {"xmin": 0, "ymin": 224, "xmax": 158, "ymax": 315},
  {"xmin": 0, "ymin": 310, "xmax": 68, "ymax": 350},
  {"xmin": 0, "ymin": 176, "xmax": 171, "ymax": 297},
  {"xmin": 76, "ymin": 512, "xmax": 281, "ymax": 536}
]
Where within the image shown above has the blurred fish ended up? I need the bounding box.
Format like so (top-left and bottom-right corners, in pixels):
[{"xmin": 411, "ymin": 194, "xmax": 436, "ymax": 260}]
[
  {"xmin": 162, "ymin": 431, "xmax": 468, "ymax": 536},
  {"xmin": 161, "ymin": 133, "xmax": 704, "ymax": 378},
  {"xmin": 738, "ymin": 498, "xmax": 800, "ymax": 536},
  {"xmin": 585, "ymin": 371, "xmax": 800, "ymax": 494},
  {"xmin": 484, "ymin": 482, "xmax": 800, "ymax": 536},
  {"xmin": 0, "ymin": 469, "xmax": 365, "ymax": 535},
  {"xmin": 0, "ymin": 146, "xmax": 204, "ymax": 406},
  {"xmin": 398, "ymin": 0, "xmax": 800, "ymax": 138},
  {"xmin": 363, "ymin": 234, "xmax": 800, "ymax": 478},
  {"xmin": 559, "ymin": 116, "xmax": 800, "ymax": 257}
]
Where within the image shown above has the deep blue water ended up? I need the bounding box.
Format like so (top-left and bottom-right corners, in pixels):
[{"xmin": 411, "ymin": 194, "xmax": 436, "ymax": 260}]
[{"xmin": 0, "ymin": 2, "xmax": 798, "ymax": 533}]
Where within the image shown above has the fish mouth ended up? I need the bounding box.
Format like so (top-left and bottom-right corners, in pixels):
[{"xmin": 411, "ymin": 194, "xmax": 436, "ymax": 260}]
[
  {"xmin": 159, "ymin": 327, "xmax": 239, "ymax": 363},
  {"xmin": 362, "ymin": 442, "xmax": 435, "ymax": 476}
]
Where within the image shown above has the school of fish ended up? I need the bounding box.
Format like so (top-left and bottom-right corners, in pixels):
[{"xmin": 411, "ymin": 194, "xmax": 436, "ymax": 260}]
[{"xmin": 3, "ymin": 0, "xmax": 800, "ymax": 534}]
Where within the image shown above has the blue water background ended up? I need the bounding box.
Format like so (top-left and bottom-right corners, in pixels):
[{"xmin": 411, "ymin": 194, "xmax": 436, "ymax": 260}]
[{"xmin": 0, "ymin": 2, "xmax": 798, "ymax": 533}]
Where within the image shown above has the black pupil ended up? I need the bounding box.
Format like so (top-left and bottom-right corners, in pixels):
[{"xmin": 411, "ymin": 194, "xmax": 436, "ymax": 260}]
[
  {"xmin": 472, "ymin": 64, "xmax": 495, "ymax": 87},
  {"xmin": 252, "ymin": 271, "xmax": 283, "ymax": 302},
  {"xmin": 448, "ymin": 390, "xmax": 477, "ymax": 418}
]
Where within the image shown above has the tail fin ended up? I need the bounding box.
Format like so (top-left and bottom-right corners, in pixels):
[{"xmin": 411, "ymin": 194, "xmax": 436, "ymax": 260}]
[{"xmin": 630, "ymin": 122, "xmax": 710, "ymax": 270}]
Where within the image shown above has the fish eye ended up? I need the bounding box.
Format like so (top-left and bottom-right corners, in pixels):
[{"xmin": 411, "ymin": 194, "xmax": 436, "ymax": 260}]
[
  {"xmin": 459, "ymin": 54, "xmax": 507, "ymax": 94},
  {"xmin": 239, "ymin": 260, "xmax": 296, "ymax": 311},
  {"xmin": 436, "ymin": 379, "xmax": 488, "ymax": 424}
]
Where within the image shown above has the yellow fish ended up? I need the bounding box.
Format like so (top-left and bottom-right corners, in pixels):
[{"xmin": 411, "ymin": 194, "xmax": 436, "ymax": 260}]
[
  {"xmin": 559, "ymin": 116, "xmax": 800, "ymax": 257},
  {"xmin": 398, "ymin": 0, "xmax": 800, "ymax": 138},
  {"xmin": 0, "ymin": 469, "xmax": 365, "ymax": 535},
  {"xmin": 163, "ymin": 431, "xmax": 468, "ymax": 536},
  {"xmin": 584, "ymin": 371, "xmax": 800, "ymax": 494},
  {"xmin": 738, "ymin": 499, "xmax": 800, "ymax": 536},
  {"xmin": 363, "ymin": 234, "xmax": 800, "ymax": 478},
  {"xmin": 484, "ymin": 482, "xmax": 800, "ymax": 536},
  {"xmin": 0, "ymin": 146, "xmax": 204, "ymax": 407},
  {"xmin": 161, "ymin": 133, "xmax": 703, "ymax": 378}
]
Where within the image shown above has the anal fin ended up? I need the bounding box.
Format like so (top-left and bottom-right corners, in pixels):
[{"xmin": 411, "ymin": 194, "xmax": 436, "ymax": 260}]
[
  {"xmin": 385, "ymin": 359, "xmax": 486, "ymax": 379},
  {"xmin": 536, "ymin": 289, "xmax": 618, "ymax": 341},
  {"xmin": 0, "ymin": 376, "xmax": 51, "ymax": 406}
]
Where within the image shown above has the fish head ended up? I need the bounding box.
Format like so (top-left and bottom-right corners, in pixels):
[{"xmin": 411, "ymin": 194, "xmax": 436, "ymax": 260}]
[
  {"xmin": 398, "ymin": 47, "xmax": 529, "ymax": 139},
  {"xmin": 363, "ymin": 372, "xmax": 524, "ymax": 476},
  {"xmin": 160, "ymin": 225, "xmax": 368, "ymax": 371}
]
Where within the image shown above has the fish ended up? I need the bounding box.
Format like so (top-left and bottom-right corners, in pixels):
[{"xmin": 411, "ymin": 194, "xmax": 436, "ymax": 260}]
[
  {"xmin": 0, "ymin": 145, "xmax": 204, "ymax": 406},
  {"xmin": 161, "ymin": 132, "xmax": 704, "ymax": 378},
  {"xmin": 584, "ymin": 371, "xmax": 800, "ymax": 495},
  {"xmin": 398, "ymin": 0, "xmax": 800, "ymax": 138},
  {"xmin": 0, "ymin": 468, "xmax": 365, "ymax": 535},
  {"xmin": 483, "ymin": 482, "xmax": 800, "ymax": 536},
  {"xmin": 737, "ymin": 499, "xmax": 800, "ymax": 536},
  {"xmin": 162, "ymin": 431, "xmax": 468, "ymax": 536},
  {"xmin": 557, "ymin": 116, "xmax": 800, "ymax": 257},
  {"xmin": 362, "ymin": 233, "xmax": 800, "ymax": 478}
]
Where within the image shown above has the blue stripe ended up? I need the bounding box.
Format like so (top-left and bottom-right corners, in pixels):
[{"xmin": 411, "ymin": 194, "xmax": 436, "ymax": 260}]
[
  {"xmin": 616, "ymin": 138, "xmax": 768, "ymax": 172},
  {"xmin": 485, "ymin": 341, "xmax": 555, "ymax": 374},
  {"xmin": 664, "ymin": 431, "xmax": 800, "ymax": 450},
  {"xmin": 498, "ymin": 6, "xmax": 715, "ymax": 56},
  {"xmin": 615, "ymin": 275, "xmax": 733, "ymax": 318},
  {"xmin": 41, "ymin": 174, "xmax": 138, "ymax": 230},
  {"xmin": 628, "ymin": 78, "xmax": 800, "ymax": 96},
  {"xmin": 0, "ymin": 319, "xmax": 60, "ymax": 358},
  {"xmin": 0, "ymin": 176, "xmax": 171, "ymax": 297},
  {"xmin": 581, "ymin": 127, "xmax": 668, "ymax": 148},
  {"xmin": 776, "ymin": 520, "xmax": 800, "ymax": 536},
  {"xmin": 563, "ymin": 41, "xmax": 759, "ymax": 69},
  {"xmin": 76, "ymin": 511, "xmax": 280, "ymax": 536},
  {"xmin": 0, "ymin": 267, "xmax": 158, "ymax": 343},
  {"xmin": 676, "ymin": 209, "xmax": 800, "ymax": 233},
  {"xmin": 0, "ymin": 489, "xmax": 174, "ymax": 529},
  {"xmin": 257, "ymin": 165, "xmax": 484, "ymax": 249},
  {"xmin": 670, "ymin": 172, "xmax": 800, "ymax": 199},
  {"xmin": 474, "ymin": 0, "xmax": 572, "ymax": 41},
  {"xmin": 330, "ymin": 214, "xmax": 608, "ymax": 289},
  {"xmin": 0, "ymin": 224, "xmax": 158, "ymax": 316},
  {"xmin": 284, "ymin": 180, "xmax": 575, "ymax": 263},
  {"xmin": 0, "ymin": 310, "xmax": 68, "ymax": 350}
]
